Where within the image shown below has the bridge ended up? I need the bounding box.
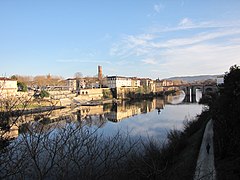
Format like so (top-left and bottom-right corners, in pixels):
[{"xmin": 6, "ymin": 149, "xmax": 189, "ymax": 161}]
[{"xmin": 178, "ymin": 84, "xmax": 218, "ymax": 96}]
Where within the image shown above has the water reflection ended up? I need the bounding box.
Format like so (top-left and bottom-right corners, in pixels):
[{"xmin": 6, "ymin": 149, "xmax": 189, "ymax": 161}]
[
  {"xmin": 196, "ymin": 89, "xmax": 202, "ymax": 102},
  {"xmin": 105, "ymin": 100, "xmax": 160, "ymax": 122},
  {"xmin": 166, "ymin": 90, "xmax": 186, "ymax": 104},
  {"xmin": 183, "ymin": 89, "xmax": 203, "ymax": 103},
  {"xmin": 3, "ymin": 91, "xmax": 204, "ymax": 141}
]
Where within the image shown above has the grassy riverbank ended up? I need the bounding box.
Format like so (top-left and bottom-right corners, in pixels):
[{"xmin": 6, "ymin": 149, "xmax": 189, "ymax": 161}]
[
  {"xmin": 165, "ymin": 111, "xmax": 210, "ymax": 180},
  {"xmin": 123, "ymin": 110, "xmax": 210, "ymax": 180}
]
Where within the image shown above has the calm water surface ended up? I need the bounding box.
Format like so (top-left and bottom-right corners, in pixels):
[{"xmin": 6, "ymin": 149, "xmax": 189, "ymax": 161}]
[
  {"xmin": 15, "ymin": 91, "xmax": 204, "ymax": 142},
  {"xmin": 97, "ymin": 100, "xmax": 204, "ymax": 141}
]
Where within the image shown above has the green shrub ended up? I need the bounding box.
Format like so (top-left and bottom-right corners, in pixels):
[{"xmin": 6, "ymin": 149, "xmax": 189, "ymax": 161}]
[
  {"xmin": 17, "ymin": 82, "xmax": 27, "ymax": 92},
  {"xmin": 39, "ymin": 90, "xmax": 50, "ymax": 98},
  {"xmin": 102, "ymin": 89, "xmax": 113, "ymax": 99}
]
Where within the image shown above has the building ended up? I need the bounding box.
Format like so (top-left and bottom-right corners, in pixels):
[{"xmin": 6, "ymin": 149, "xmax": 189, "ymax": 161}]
[
  {"xmin": 84, "ymin": 77, "xmax": 101, "ymax": 88},
  {"xmin": 140, "ymin": 78, "xmax": 156, "ymax": 92},
  {"xmin": 79, "ymin": 88, "xmax": 103, "ymax": 100},
  {"xmin": 217, "ymin": 75, "xmax": 224, "ymax": 85},
  {"xmin": 66, "ymin": 78, "xmax": 77, "ymax": 91},
  {"xmin": 161, "ymin": 79, "xmax": 174, "ymax": 86},
  {"xmin": 0, "ymin": 77, "xmax": 18, "ymax": 97},
  {"xmin": 66, "ymin": 78, "xmax": 86, "ymax": 92},
  {"xmin": 107, "ymin": 76, "xmax": 141, "ymax": 89},
  {"xmin": 107, "ymin": 76, "xmax": 132, "ymax": 88},
  {"xmin": 155, "ymin": 79, "xmax": 164, "ymax": 92},
  {"xmin": 131, "ymin": 77, "xmax": 141, "ymax": 87}
]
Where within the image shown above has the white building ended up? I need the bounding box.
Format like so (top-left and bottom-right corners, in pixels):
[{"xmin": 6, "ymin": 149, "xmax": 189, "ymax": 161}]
[
  {"xmin": 0, "ymin": 78, "xmax": 18, "ymax": 97},
  {"xmin": 66, "ymin": 78, "xmax": 86, "ymax": 91},
  {"xmin": 217, "ymin": 75, "xmax": 224, "ymax": 85},
  {"xmin": 107, "ymin": 76, "xmax": 132, "ymax": 88},
  {"xmin": 131, "ymin": 78, "xmax": 141, "ymax": 87},
  {"xmin": 66, "ymin": 78, "xmax": 77, "ymax": 91}
]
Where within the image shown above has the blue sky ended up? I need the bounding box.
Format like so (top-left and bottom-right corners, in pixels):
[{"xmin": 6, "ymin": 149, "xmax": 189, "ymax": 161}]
[{"xmin": 1, "ymin": 0, "xmax": 240, "ymax": 79}]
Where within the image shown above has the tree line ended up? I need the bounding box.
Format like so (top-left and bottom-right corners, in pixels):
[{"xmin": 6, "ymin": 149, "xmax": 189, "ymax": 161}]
[
  {"xmin": 11, "ymin": 74, "xmax": 66, "ymax": 88},
  {"xmin": 209, "ymin": 65, "xmax": 240, "ymax": 180}
]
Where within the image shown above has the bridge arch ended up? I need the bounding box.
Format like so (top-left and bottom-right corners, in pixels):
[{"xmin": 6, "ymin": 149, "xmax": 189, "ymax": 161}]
[
  {"xmin": 203, "ymin": 85, "xmax": 218, "ymax": 94},
  {"xmin": 179, "ymin": 86, "xmax": 188, "ymax": 93},
  {"xmin": 192, "ymin": 86, "xmax": 203, "ymax": 95},
  {"xmin": 179, "ymin": 84, "xmax": 217, "ymax": 96},
  {"xmin": 205, "ymin": 87, "xmax": 213, "ymax": 93}
]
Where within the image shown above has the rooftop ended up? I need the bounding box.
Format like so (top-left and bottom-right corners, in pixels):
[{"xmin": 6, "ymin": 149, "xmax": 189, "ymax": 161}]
[{"xmin": 0, "ymin": 77, "xmax": 16, "ymax": 81}]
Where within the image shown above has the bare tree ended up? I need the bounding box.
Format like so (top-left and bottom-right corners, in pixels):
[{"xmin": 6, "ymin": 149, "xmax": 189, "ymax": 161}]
[
  {"xmin": 74, "ymin": 72, "xmax": 83, "ymax": 79},
  {"xmin": 0, "ymin": 119, "xmax": 140, "ymax": 180},
  {"xmin": 74, "ymin": 72, "xmax": 83, "ymax": 91}
]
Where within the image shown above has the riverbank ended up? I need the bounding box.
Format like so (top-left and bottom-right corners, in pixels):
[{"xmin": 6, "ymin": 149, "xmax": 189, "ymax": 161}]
[
  {"xmin": 11, "ymin": 106, "xmax": 66, "ymax": 116},
  {"xmin": 0, "ymin": 100, "xmax": 210, "ymax": 179},
  {"xmin": 122, "ymin": 90, "xmax": 176, "ymax": 100},
  {"xmin": 121, "ymin": 109, "xmax": 210, "ymax": 180},
  {"xmin": 0, "ymin": 90, "xmax": 208, "ymax": 179},
  {"xmin": 194, "ymin": 119, "xmax": 216, "ymax": 180}
]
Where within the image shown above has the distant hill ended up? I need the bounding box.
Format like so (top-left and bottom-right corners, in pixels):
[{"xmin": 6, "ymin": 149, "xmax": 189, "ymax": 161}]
[{"xmin": 167, "ymin": 75, "xmax": 223, "ymax": 83}]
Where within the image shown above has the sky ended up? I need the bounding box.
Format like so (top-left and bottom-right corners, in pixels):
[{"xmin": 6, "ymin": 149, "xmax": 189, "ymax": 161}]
[{"xmin": 1, "ymin": 0, "xmax": 240, "ymax": 79}]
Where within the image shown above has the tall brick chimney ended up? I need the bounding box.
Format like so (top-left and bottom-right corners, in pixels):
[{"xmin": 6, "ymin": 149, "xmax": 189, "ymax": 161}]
[{"xmin": 98, "ymin": 65, "xmax": 102, "ymax": 80}]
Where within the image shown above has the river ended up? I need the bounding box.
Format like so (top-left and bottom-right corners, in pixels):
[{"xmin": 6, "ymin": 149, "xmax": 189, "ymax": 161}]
[
  {"xmin": 7, "ymin": 90, "xmax": 204, "ymax": 142},
  {"xmin": 93, "ymin": 91, "xmax": 204, "ymax": 141}
]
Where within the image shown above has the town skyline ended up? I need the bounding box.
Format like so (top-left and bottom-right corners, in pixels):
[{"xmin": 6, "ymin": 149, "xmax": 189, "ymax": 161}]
[
  {"xmin": 1, "ymin": 64, "xmax": 223, "ymax": 82},
  {"xmin": 1, "ymin": 0, "xmax": 240, "ymax": 79}
]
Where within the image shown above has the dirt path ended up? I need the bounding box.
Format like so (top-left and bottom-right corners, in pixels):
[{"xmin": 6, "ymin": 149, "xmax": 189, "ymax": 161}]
[{"xmin": 194, "ymin": 119, "xmax": 216, "ymax": 180}]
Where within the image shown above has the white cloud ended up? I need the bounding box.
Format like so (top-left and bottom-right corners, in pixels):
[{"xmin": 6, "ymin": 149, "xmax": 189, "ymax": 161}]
[
  {"xmin": 159, "ymin": 43, "xmax": 240, "ymax": 76},
  {"xmin": 141, "ymin": 58, "xmax": 157, "ymax": 65},
  {"xmin": 110, "ymin": 34, "xmax": 155, "ymax": 57},
  {"xmin": 110, "ymin": 20, "xmax": 240, "ymax": 77},
  {"xmin": 154, "ymin": 4, "xmax": 164, "ymax": 13},
  {"xmin": 56, "ymin": 59, "xmax": 111, "ymax": 64},
  {"xmin": 179, "ymin": 18, "xmax": 193, "ymax": 26},
  {"xmin": 148, "ymin": 20, "xmax": 240, "ymax": 34},
  {"xmin": 111, "ymin": 28, "xmax": 240, "ymax": 58},
  {"xmin": 150, "ymin": 29, "xmax": 240, "ymax": 48},
  {"xmin": 126, "ymin": 34, "xmax": 155, "ymax": 46}
]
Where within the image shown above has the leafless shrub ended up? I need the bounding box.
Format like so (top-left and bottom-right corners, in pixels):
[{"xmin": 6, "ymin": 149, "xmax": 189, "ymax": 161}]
[{"xmin": 0, "ymin": 121, "xmax": 140, "ymax": 180}]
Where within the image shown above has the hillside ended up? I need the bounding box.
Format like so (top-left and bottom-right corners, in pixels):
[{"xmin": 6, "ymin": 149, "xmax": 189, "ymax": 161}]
[{"xmin": 167, "ymin": 75, "xmax": 222, "ymax": 83}]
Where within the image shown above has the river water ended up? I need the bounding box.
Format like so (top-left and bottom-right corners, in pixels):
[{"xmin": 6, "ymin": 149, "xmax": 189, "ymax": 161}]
[
  {"xmin": 95, "ymin": 91, "xmax": 204, "ymax": 141},
  {"xmin": 9, "ymin": 91, "xmax": 204, "ymax": 143},
  {"xmin": 99, "ymin": 102, "xmax": 203, "ymax": 141},
  {"xmin": 0, "ymin": 91, "xmax": 204, "ymax": 180}
]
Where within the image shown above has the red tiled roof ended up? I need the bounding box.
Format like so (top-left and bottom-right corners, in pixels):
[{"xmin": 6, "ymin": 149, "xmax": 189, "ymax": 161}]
[{"xmin": 0, "ymin": 77, "xmax": 16, "ymax": 81}]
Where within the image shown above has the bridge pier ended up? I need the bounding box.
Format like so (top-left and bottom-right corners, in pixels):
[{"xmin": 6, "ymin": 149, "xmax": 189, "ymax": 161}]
[
  {"xmin": 179, "ymin": 84, "xmax": 218, "ymax": 103},
  {"xmin": 180, "ymin": 84, "xmax": 217, "ymax": 97}
]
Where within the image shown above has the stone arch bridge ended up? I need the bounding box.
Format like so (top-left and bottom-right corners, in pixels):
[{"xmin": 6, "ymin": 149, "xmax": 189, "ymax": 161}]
[{"xmin": 178, "ymin": 84, "xmax": 218, "ymax": 96}]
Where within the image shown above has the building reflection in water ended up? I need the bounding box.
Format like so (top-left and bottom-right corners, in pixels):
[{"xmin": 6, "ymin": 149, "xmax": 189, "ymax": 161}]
[
  {"xmin": 4, "ymin": 91, "xmax": 198, "ymax": 139},
  {"xmin": 71, "ymin": 105, "xmax": 108, "ymax": 127},
  {"xmin": 104, "ymin": 98, "xmax": 167, "ymax": 122},
  {"xmin": 104, "ymin": 102, "xmax": 141, "ymax": 122}
]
